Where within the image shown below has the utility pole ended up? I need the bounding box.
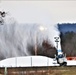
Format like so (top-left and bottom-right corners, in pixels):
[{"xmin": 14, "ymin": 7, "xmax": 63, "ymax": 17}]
[
  {"xmin": 34, "ymin": 25, "xmax": 47, "ymax": 55},
  {"xmin": 35, "ymin": 32, "xmax": 37, "ymax": 55}
]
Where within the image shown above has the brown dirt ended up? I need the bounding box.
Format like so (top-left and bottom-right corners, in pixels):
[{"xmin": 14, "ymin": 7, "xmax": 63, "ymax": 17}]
[{"xmin": 0, "ymin": 66, "xmax": 76, "ymax": 75}]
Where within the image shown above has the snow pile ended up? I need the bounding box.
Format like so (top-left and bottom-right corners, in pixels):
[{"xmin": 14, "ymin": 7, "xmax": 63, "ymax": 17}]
[
  {"xmin": 0, "ymin": 56, "xmax": 59, "ymax": 67},
  {"xmin": 0, "ymin": 56, "xmax": 75, "ymax": 67},
  {"xmin": 67, "ymin": 60, "xmax": 76, "ymax": 66}
]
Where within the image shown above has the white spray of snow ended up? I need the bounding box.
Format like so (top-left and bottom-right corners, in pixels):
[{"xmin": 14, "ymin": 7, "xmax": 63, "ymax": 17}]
[{"xmin": 0, "ymin": 11, "xmax": 61, "ymax": 60}]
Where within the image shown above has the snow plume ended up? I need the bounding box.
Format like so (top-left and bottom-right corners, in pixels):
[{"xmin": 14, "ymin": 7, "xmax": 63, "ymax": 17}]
[{"xmin": 0, "ymin": 13, "xmax": 61, "ymax": 60}]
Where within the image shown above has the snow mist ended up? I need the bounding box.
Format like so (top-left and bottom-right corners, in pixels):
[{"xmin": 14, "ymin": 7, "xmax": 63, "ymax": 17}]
[{"xmin": 0, "ymin": 13, "xmax": 61, "ymax": 60}]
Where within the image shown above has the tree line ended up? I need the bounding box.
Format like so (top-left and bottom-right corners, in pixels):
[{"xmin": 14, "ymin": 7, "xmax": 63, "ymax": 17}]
[{"xmin": 60, "ymin": 31, "xmax": 76, "ymax": 57}]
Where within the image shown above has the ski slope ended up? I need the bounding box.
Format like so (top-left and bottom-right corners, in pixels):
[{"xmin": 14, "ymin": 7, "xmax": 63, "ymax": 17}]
[{"xmin": 0, "ymin": 56, "xmax": 76, "ymax": 67}]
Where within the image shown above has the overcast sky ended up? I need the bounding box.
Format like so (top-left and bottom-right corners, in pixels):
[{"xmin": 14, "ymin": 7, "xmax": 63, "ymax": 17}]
[{"xmin": 0, "ymin": 1, "xmax": 76, "ymax": 24}]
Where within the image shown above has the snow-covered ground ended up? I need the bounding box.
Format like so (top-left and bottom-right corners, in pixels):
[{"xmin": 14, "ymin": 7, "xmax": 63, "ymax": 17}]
[
  {"xmin": 0, "ymin": 56, "xmax": 58, "ymax": 67},
  {"xmin": 0, "ymin": 56, "xmax": 76, "ymax": 67}
]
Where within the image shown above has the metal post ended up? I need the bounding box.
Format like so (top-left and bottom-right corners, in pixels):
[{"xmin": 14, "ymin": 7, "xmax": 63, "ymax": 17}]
[
  {"xmin": 4, "ymin": 67, "xmax": 7, "ymax": 75},
  {"xmin": 15, "ymin": 57, "xmax": 17, "ymax": 67},
  {"xmin": 31, "ymin": 57, "xmax": 32, "ymax": 67},
  {"xmin": 47, "ymin": 58, "xmax": 49, "ymax": 66}
]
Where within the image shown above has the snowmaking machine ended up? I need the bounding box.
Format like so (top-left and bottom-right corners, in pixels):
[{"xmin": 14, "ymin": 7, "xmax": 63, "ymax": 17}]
[{"xmin": 54, "ymin": 37, "xmax": 67, "ymax": 66}]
